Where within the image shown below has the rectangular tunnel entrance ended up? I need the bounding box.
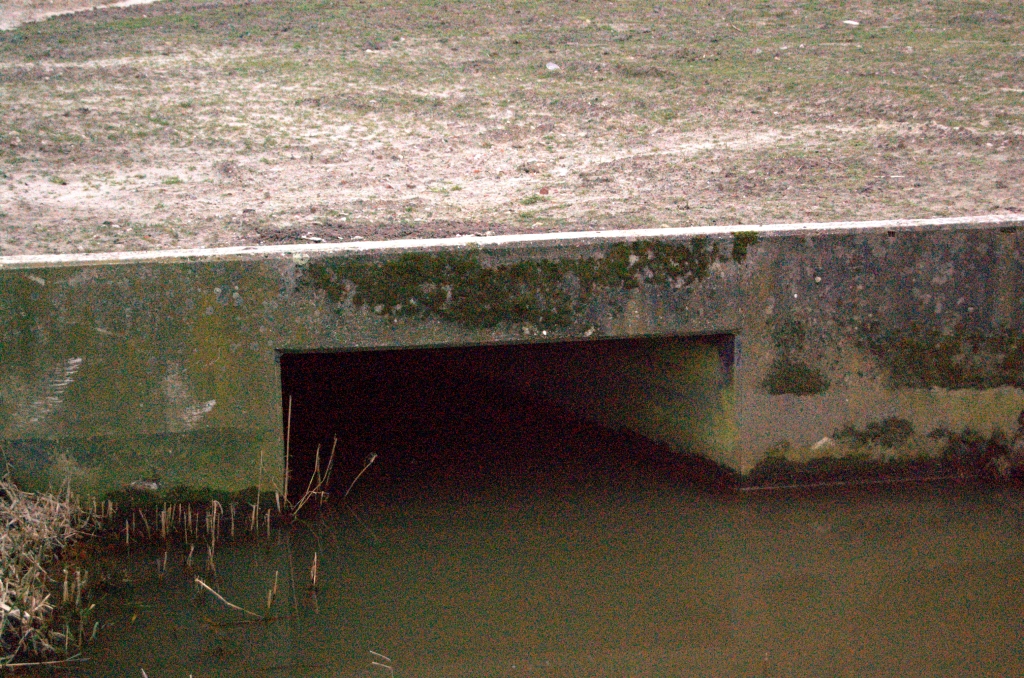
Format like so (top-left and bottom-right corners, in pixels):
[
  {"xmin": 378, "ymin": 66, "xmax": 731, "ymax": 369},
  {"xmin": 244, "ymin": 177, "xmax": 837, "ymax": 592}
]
[{"xmin": 278, "ymin": 334, "xmax": 738, "ymax": 504}]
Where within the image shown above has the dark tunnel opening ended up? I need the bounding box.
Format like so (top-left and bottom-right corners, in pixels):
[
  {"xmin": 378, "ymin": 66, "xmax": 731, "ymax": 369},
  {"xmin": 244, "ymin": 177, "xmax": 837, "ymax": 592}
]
[{"xmin": 278, "ymin": 335, "xmax": 738, "ymax": 505}]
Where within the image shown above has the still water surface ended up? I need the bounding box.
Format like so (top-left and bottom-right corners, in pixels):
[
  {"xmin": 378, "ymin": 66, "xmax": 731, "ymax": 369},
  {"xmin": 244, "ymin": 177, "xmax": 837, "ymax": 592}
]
[{"xmin": 75, "ymin": 445, "xmax": 1024, "ymax": 678}]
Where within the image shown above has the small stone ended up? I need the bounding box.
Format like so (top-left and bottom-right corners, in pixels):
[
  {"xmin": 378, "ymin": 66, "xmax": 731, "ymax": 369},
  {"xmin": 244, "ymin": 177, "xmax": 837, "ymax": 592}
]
[
  {"xmin": 546, "ymin": 62, "xmax": 560, "ymax": 71},
  {"xmin": 539, "ymin": 187, "xmax": 550, "ymax": 195},
  {"xmin": 811, "ymin": 437, "xmax": 837, "ymax": 451}
]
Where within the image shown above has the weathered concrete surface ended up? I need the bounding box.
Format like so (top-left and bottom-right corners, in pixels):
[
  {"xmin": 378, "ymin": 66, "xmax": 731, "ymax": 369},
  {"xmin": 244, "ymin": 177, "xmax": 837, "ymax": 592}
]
[{"xmin": 1, "ymin": 214, "xmax": 1023, "ymax": 496}]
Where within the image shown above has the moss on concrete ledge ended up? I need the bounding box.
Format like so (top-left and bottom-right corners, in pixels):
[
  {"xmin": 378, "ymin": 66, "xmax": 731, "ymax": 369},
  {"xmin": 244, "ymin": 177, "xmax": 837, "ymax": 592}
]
[{"xmin": 301, "ymin": 239, "xmax": 724, "ymax": 330}]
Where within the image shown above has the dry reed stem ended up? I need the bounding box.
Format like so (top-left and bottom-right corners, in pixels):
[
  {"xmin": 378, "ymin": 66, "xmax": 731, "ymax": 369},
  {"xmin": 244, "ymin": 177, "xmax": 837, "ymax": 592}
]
[
  {"xmin": 193, "ymin": 578, "xmax": 262, "ymax": 619},
  {"xmin": 0, "ymin": 478, "xmax": 99, "ymax": 665},
  {"xmin": 292, "ymin": 437, "xmax": 338, "ymax": 518},
  {"xmin": 344, "ymin": 453, "xmax": 378, "ymax": 499}
]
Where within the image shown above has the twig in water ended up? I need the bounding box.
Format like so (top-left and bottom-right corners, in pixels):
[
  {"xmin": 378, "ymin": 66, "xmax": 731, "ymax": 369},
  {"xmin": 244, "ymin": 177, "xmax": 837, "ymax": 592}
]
[
  {"xmin": 344, "ymin": 453, "xmax": 378, "ymax": 498},
  {"xmin": 256, "ymin": 446, "xmax": 264, "ymax": 520},
  {"xmin": 371, "ymin": 661, "xmax": 394, "ymax": 677},
  {"xmin": 347, "ymin": 505, "xmax": 380, "ymax": 543},
  {"xmin": 370, "ymin": 651, "xmax": 394, "ymax": 678},
  {"xmin": 2, "ymin": 655, "xmax": 87, "ymax": 668},
  {"xmin": 266, "ymin": 571, "xmax": 279, "ymax": 611},
  {"xmin": 194, "ymin": 578, "xmax": 262, "ymax": 618},
  {"xmin": 201, "ymin": 615, "xmax": 284, "ymax": 627}
]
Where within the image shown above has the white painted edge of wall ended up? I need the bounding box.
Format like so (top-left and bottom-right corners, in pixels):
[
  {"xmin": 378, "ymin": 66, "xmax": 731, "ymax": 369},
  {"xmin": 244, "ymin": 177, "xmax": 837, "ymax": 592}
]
[{"xmin": 2, "ymin": 213, "xmax": 1023, "ymax": 270}]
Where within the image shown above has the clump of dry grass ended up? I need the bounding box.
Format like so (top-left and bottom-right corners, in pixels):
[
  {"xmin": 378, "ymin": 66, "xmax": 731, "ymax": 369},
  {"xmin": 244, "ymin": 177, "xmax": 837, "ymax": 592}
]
[{"xmin": 0, "ymin": 477, "xmax": 100, "ymax": 666}]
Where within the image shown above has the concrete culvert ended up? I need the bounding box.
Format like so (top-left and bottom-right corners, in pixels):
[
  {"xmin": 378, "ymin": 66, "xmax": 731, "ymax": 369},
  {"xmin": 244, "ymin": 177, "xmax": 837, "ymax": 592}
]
[{"xmin": 278, "ymin": 334, "xmax": 739, "ymax": 504}]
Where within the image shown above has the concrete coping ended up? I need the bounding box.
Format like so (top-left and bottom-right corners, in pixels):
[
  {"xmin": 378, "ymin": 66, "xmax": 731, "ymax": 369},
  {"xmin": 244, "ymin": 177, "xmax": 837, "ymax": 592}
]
[{"xmin": 2, "ymin": 213, "xmax": 1023, "ymax": 270}]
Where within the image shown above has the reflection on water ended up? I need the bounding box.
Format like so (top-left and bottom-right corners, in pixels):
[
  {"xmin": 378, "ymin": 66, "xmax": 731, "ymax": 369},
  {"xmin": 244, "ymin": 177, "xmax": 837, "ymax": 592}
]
[{"xmin": 70, "ymin": 440, "xmax": 1024, "ymax": 678}]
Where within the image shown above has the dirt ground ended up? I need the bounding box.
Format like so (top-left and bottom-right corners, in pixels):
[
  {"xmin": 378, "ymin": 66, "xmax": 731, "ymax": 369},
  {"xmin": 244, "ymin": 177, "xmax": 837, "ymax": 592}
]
[
  {"xmin": 0, "ymin": 0, "xmax": 1022, "ymax": 255},
  {"xmin": 0, "ymin": 0, "xmax": 161, "ymax": 32}
]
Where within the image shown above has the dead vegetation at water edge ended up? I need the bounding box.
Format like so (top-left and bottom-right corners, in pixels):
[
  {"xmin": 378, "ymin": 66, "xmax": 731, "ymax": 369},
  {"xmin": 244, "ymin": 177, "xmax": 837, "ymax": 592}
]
[{"xmin": 0, "ymin": 477, "xmax": 101, "ymax": 667}]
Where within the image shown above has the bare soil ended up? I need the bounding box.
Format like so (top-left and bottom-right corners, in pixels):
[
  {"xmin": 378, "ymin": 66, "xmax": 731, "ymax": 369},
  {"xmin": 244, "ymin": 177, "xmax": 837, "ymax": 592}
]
[
  {"xmin": 0, "ymin": 0, "xmax": 1022, "ymax": 254},
  {"xmin": 0, "ymin": 0, "xmax": 162, "ymax": 32}
]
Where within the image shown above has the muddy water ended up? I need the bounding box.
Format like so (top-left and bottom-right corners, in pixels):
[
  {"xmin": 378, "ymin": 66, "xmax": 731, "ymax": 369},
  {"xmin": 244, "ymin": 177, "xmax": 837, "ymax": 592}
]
[{"xmin": 70, "ymin": 447, "xmax": 1024, "ymax": 678}]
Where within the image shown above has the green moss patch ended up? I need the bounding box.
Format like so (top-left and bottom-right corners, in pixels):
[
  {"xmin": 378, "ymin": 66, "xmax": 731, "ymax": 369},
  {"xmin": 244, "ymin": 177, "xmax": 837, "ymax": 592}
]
[
  {"xmin": 835, "ymin": 417, "xmax": 914, "ymax": 449},
  {"xmin": 762, "ymin": 318, "xmax": 830, "ymax": 395},
  {"xmin": 2, "ymin": 428, "xmax": 275, "ymax": 499},
  {"xmin": 860, "ymin": 325, "xmax": 1024, "ymax": 390},
  {"xmin": 744, "ymin": 426, "xmax": 1016, "ymax": 489},
  {"xmin": 730, "ymin": 231, "xmax": 759, "ymax": 264},
  {"xmin": 302, "ymin": 239, "xmax": 723, "ymax": 330},
  {"xmin": 762, "ymin": 358, "xmax": 830, "ymax": 396}
]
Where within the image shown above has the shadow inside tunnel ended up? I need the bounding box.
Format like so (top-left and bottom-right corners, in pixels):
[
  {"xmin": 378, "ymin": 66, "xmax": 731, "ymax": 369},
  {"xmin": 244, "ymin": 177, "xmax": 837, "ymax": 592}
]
[{"xmin": 278, "ymin": 337, "xmax": 737, "ymax": 506}]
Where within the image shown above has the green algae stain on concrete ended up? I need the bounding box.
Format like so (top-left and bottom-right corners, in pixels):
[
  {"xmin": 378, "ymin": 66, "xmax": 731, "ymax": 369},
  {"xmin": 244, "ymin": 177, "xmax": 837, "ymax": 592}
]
[
  {"xmin": 730, "ymin": 231, "xmax": 759, "ymax": 264},
  {"xmin": 301, "ymin": 239, "xmax": 724, "ymax": 330},
  {"xmin": 761, "ymin": 319, "xmax": 830, "ymax": 395},
  {"xmin": 3, "ymin": 429, "xmax": 275, "ymax": 499},
  {"xmin": 0, "ymin": 264, "xmax": 284, "ymax": 496},
  {"xmin": 860, "ymin": 325, "xmax": 1024, "ymax": 390}
]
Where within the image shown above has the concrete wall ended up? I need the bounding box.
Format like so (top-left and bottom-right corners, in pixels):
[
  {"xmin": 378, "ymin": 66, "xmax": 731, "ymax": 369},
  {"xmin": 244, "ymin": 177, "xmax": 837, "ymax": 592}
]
[{"xmin": 1, "ymin": 214, "xmax": 1022, "ymax": 496}]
